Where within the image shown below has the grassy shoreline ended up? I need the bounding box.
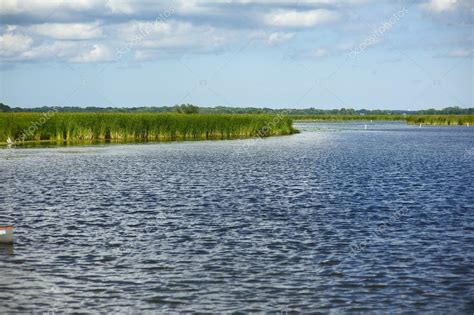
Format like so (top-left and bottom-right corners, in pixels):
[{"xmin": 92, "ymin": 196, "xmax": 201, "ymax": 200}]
[
  {"xmin": 1, "ymin": 113, "xmax": 472, "ymax": 146},
  {"xmin": 293, "ymin": 114, "xmax": 474, "ymax": 125},
  {"xmin": 0, "ymin": 113, "xmax": 295, "ymax": 145},
  {"xmin": 405, "ymin": 115, "xmax": 473, "ymax": 126}
]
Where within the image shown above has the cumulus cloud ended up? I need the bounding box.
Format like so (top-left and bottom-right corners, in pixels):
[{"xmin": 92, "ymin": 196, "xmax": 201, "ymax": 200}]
[
  {"xmin": 421, "ymin": 0, "xmax": 459, "ymax": 12},
  {"xmin": 118, "ymin": 20, "xmax": 265, "ymax": 60},
  {"xmin": 70, "ymin": 44, "xmax": 112, "ymax": 62},
  {"xmin": 0, "ymin": 0, "xmax": 108, "ymax": 22},
  {"xmin": 21, "ymin": 41, "xmax": 81, "ymax": 61},
  {"xmin": 420, "ymin": 0, "xmax": 474, "ymax": 28},
  {"xmin": 27, "ymin": 23, "xmax": 103, "ymax": 40},
  {"xmin": 115, "ymin": 21, "xmax": 172, "ymax": 41},
  {"xmin": 420, "ymin": 0, "xmax": 474, "ymax": 18},
  {"xmin": 266, "ymin": 32, "xmax": 295, "ymax": 46},
  {"xmin": 264, "ymin": 9, "xmax": 338, "ymax": 27},
  {"xmin": 1, "ymin": 36, "xmax": 113, "ymax": 63},
  {"xmin": 0, "ymin": 0, "xmax": 471, "ymax": 64},
  {"xmin": 105, "ymin": 0, "xmax": 137, "ymax": 14},
  {"xmin": 0, "ymin": 33, "xmax": 33, "ymax": 57}
]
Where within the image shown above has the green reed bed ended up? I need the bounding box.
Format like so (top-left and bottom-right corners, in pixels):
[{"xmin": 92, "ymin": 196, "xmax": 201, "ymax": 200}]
[
  {"xmin": 0, "ymin": 113, "xmax": 295, "ymax": 144},
  {"xmin": 293, "ymin": 114, "xmax": 474, "ymax": 125},
  {"xmin": 292, "ymin": 114, "xmax": 408, "ymax": 121},
  {"xmin": 405, "ymin": 115, "xmax": 474, "ymax": 126}
]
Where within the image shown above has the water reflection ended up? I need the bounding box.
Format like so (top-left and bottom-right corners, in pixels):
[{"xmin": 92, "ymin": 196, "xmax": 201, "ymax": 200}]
[{"xmin": 0, "ymin": 243, "xmax": 14, "ymax": 256}]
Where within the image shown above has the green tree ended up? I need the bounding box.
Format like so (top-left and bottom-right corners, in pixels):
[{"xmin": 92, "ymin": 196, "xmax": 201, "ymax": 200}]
[
  {"xmin": 173, "ymin": 104, "xmax": 200, "ymax": 114},
  {"xmin": 0, "ymin": 103, "xmax": 11, "ymax": 112}
]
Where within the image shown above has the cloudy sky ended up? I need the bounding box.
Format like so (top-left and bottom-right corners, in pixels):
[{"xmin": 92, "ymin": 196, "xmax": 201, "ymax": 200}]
[{"xmin": 0, "ymin": 0, "xmax": 472, "ymax": 109}]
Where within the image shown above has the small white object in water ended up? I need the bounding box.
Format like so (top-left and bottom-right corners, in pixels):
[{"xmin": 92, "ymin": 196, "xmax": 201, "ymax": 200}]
[
  {"xmin": 0, "ymin": 226, "xmax": 13, "ymax": 244},
  {"xmin": 419, "ymin": 124, "xmax": 422, "ymax": 128},
  {"xmin": 365, "ymin": 124, "xmax": 367, "ymax": 130}
]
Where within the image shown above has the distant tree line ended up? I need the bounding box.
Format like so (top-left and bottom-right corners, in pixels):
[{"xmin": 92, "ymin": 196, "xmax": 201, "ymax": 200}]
[
  {"xmin": 173, "ymin": 104, "xmax": 200, "ymax": 114},
  {"xmin": 0, "ymin": 103, "xmax": 11, "ymax": 112},
  {"xmin": 0, "ymin": 102, "xmax": 472, "ymax": 115}
]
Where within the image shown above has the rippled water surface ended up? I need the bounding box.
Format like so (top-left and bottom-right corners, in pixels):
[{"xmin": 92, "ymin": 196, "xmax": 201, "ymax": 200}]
[{"xmin": 1, "ymin": 122, "xmax": 473, "ymax": 313}]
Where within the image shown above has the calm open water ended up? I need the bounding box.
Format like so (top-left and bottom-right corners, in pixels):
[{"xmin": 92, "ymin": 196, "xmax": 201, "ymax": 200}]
[{"xmin": 0, "ymin": 121, "xmax": 473, "ymax": 313}]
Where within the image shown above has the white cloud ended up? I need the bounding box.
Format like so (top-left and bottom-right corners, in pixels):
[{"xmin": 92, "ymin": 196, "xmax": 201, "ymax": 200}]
[
  {"xmin": 422, "ymin": 0, "xmax": 458, "ymax": 12},
  {"xmin": 0, "ymin": 0, "xmax": 469, "ymax": 65},
  {"xmin": 133, "ymin": 50, "xmax": 153, "ymax": 61},
  {"xmin": 22, "ymin": 41, "xmax": 79, "ymax": 60},
  {"xmin": 311, "ymin": 48, "xmax": 328, "ymax": 58},
  {"xmin": 0, "ymin": 0, "xmax": 106, "ymax": 16},
  {"xmin": 105, "ymin": 0, "xmax": 137, "ymax": 14},
  {"xmin": 28, "ymin": 23, "xmax": 103, "ymax": 40},
  {"xmin": 115, "ymin": 20, "xmax": 246, "ymax": 58},
  {"xmin": 0, "ymin": 33, "xmax": 33, "ymax": 57},
  {"xmin": 267, "ymin": 32, "xmax": 295, "ymax": 45},
  {"xmin": 447, "ymin": 48, "xmax": 472, "ymax": 58},
  {"xmin": 4, "ymin": 25, "xmax": 17, "ymax": 32},
  {"xmin": 70, "ymin": 44, "xmax": 112, "ymax": 62},
  {"xmin": 1, "ymin": 39, "xmax": 113, "ymax": 63},
  {"xmin": 264, "ymin": 9, "xmax": 338, "ymax": 27},
  {"xmin": 115, "ymin": 21, "xmax": 172, "ymax": 40}
]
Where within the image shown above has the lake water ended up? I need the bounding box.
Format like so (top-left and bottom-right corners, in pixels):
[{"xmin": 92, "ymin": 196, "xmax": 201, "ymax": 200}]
[{"xmin": 1, "ymin": 121, "xmax": 473, "ymax": 313}]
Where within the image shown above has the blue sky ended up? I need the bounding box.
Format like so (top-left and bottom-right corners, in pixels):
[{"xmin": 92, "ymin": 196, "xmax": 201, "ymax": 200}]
[{"xmin": 0, "ymin": 0, "xmax": 472, "ymax": 109}]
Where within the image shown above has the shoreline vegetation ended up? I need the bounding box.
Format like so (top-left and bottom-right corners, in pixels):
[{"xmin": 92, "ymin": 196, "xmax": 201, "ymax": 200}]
[
  {"xmin": 293, "ymin": 114, "xmax": 474, "ymax": 125},
  {"xmin": 405, "ymin": 115, "xmax": 473, "ymax": 126},
  {"xmin": 0, "ymin": 106, "xmax": 472, "ymax": 146},
  {"xmin": 0, "ymin": 113, "xmax": 295, "ymax": 145}
]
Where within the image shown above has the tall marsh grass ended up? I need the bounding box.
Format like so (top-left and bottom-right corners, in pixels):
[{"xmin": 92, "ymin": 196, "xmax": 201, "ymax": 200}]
[
  {"xmin": 293, "ymin": 114, "xmax": 474, "ymax": 125},
  {"xmin": 405, "ymin": 115, "xmax": 474, "ymax": 126},
  {"xmin": 292, "ymin": 114, "xmax": 408, "ymax": 121},
  {"xmin": 0, "ymin": 113, "xmax": 295, "ymax": 144}
]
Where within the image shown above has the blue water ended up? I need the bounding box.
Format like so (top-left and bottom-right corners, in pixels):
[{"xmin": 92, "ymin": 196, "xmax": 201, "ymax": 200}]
[{"xmin": 0, "ymin": 121, "xmax": 473, "ymax": 313}]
